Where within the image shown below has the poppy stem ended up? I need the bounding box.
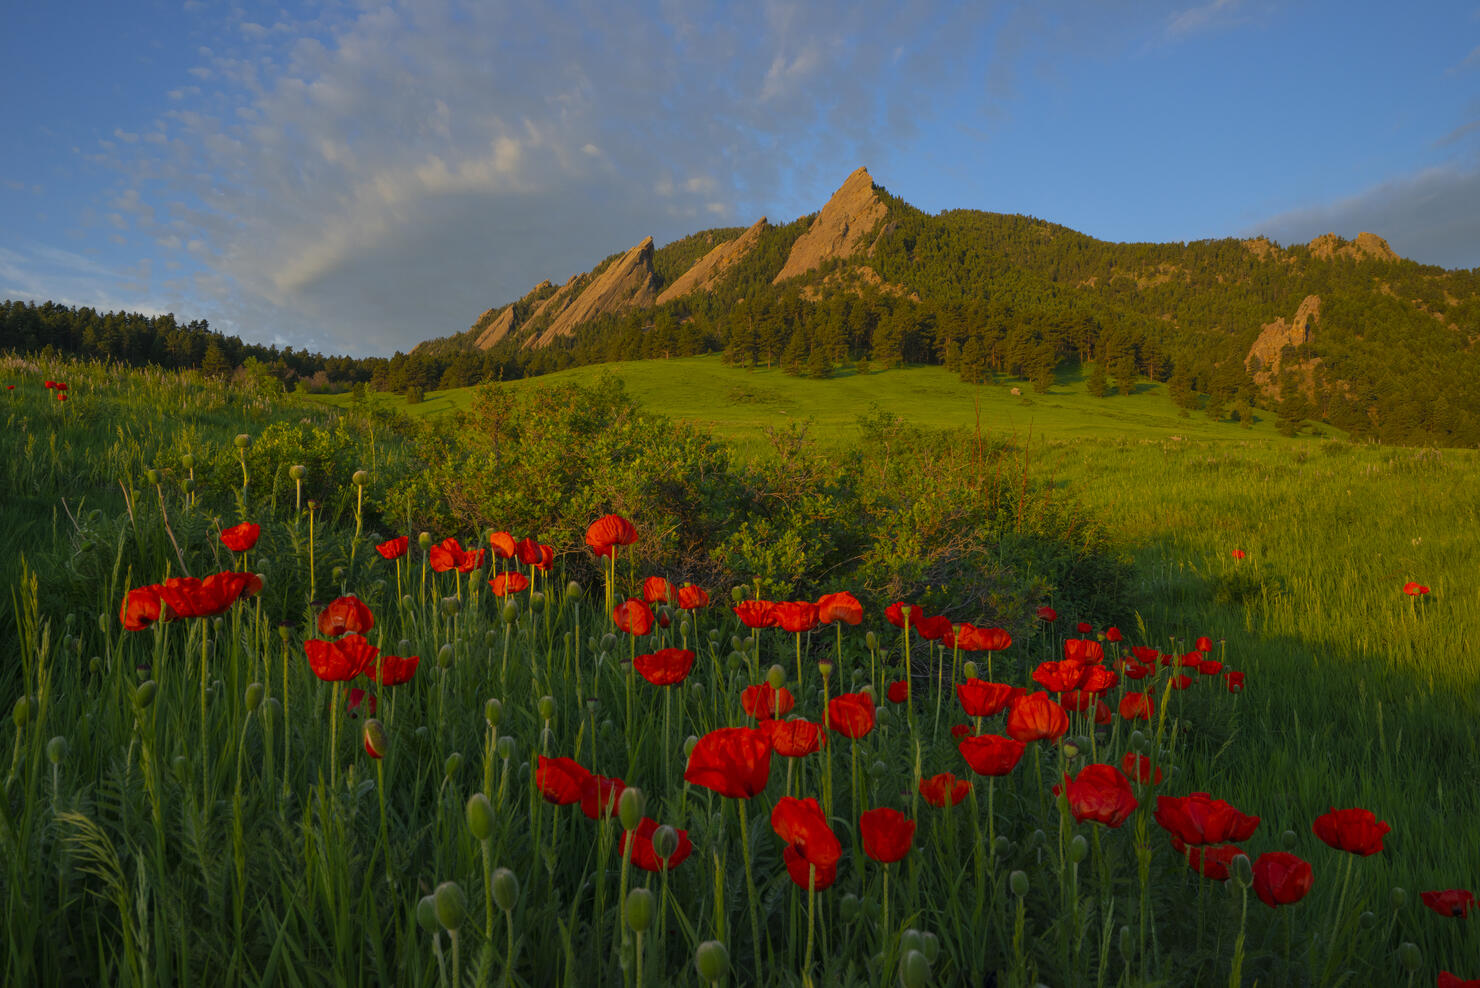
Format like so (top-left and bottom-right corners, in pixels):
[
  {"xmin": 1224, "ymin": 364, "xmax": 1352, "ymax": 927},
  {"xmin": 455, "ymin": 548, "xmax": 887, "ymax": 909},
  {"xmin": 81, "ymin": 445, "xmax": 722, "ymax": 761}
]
[
  {"xmin": 329, "ymin": 681, "xmax": 340, "ymax": 791},
  {"xmin": 803, "ymin": 865, "xmax": 816, "ymax": 987},
  {"xmin": 737, "ymin": 802, "xmax": 763, "ymax": 979}
]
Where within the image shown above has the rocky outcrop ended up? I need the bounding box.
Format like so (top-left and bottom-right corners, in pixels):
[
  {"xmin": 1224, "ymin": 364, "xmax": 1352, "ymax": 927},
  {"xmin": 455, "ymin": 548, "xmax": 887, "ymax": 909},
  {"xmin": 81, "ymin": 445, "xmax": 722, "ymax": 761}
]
[
  {"xmin": 534, "ymin": 237, "xmax": 659, "ymax": 347},
  {"xmin": 773, "ymin": 166, "xmax": 888, "ymax": 284},
  {"xmin": 657, "ymin": 218, "xmax": 769, "ymax": 304},
  {"xmin": 799, "ymin": 265, "xmax": 918, "ymax": 302},
  {"xmin": 474, "ymin": 306, "xmax": 516, "ymax": 349},
  {"xmin": 1307, "ymin": 232, "xmax": 1398, "ymax": 263},
  {"xmin": 1246, "ymin": 294, "xmax": 1321, "ymax": 394}
]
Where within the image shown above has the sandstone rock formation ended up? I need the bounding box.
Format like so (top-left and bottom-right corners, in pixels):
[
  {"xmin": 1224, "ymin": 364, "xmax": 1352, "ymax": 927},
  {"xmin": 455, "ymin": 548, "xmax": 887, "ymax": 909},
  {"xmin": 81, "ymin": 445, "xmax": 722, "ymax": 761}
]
[
  {"xmin": 1307, "ymin": 232, "xmax": 1398, "ymax": 262},
  {"xmin": 657, "ymin": 218, "xmax": 769, "ymax": 304},
  {"xmin": 533, "ymin": 237, "xmax": 659, "ymax": 347},
  {"xmin": 1246, "ymin": 294, "xmax": 1322, "ymax": 395},
  {"xmin": 773, "ymin": 166, "xmax": 888, "ymax": 284}
]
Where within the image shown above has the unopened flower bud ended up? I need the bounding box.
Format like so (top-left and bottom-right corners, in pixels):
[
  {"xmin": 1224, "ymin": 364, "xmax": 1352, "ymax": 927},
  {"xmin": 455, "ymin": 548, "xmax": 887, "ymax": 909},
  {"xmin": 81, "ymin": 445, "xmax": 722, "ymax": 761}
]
[
  {"xmin": 418, "ymin": 532, "xmax": 432, "ymax": 549},
  {"xmin": 694, "ymin": 941, "xmax": 729, "ymax": 984},
  {"xmin": 501, "ymin": 602, "xmax": 519, "ymax": 625},
  {"xmin": 537, "ymin": 695, "xmax": 556, "ymax": 721},
  {"xmin": 363, "ymin": 719, "xmax": 387, "ymax": 759},
  {"xmin": 865, "ymin": 630, "xmax": 879, "ymax": 651},
  {"xmin": 492, "ymin": 867, "xmax": 519, "ymax": 912},
  {"xmin": 352, "ymin": 470, "xmax": 368, "ymax": 487},
  {"xmin": 1229, "ymin": 853, "xmax": 1253, "ymax": 889},
  {"xmin": 729, "ymin": 585, "xmax": 747, "ymax": 603},
  {"xmin": 289, "ymin": 464, "xmax": 306, "ymax": 480},
  {"xmin": 134, "ymin": 681, "xmax": 157, "ymax": 709},
  {"xmin": 444, "ymin": 752, "xmax": 462, "ymax": 778},
  {"xmin": 565, "ymin": 580, "xmax": 583, "ymax": 600},
  {"xmin": 437, "ymin": 644, "xmax": 455, "ymax": 669},
  {"xmin": 1397, "ymin": 942, "xmax": 1421, "ymax": 973},
  {"xmin": 684, "ymin": 735, "xmax": 698, "ymax": 758},
  {"xmin": 767, "ymin": 664, "xmax": 786, "ymax": 689},
  {"xmin": 172, "ymin": 755, "xmax": 190, "ymax": 784},
  {"xmin": 496, "ymin": 736, "xmax": 516, "ymax": 761},
  {"xmin": 233, "ymin": 433, "xmax": 251, "ymax": 449},
  {"xmin": 530, "ymin": 592, "xmax": 545, "ymax": 614},
  {"xmin": 994, "ymin": 836, "xmax": 1011, "ymax": 857},
  {"xmin": 181, "ymin": 453, "xmax": 195, "ymax": 470},
  {"xmin": 433, "ymin": 881, "xmax": 466, "ymax": 931},
  {"xmin": 625, "ymin": 887, "xmax": 655, "ymax": 933},
  {"xmin": 1281, "ymin": 829, "xmax": 1298, "ymax": 850},
  {"xmin": 440, "ymin": 596, "xmax": 460, "ymax": 617},
  {"xmin": 466, "ymin": 793, "xmax": 495, "ymax": 842},
  {"xmin": 46, "ymin": 736, "xmax": 68, "ymax": 765},
  {"xmin": 1389, "ymin": 886, "xmax": 1407, "ymax": 911},
  {"xmin": 1010, "ymin": 870, "xmax": 1029, "ymax": 897},
  {"xmin": 244, "ymin": 682, "xmax": 264, "ymax": 713},
  {"xmin": 146, "ymin": 469, "xmax": 161, "ymax": 485},
  {"xmin": 485, "ymin": 698, "xmax": 502, "ymax": 726},
  {"xmin": 618, "ymin": 788, "xmax": 645, "ymax": 830},
  {"xmin": 920, "ymin": 931, "xmax": 940, "ymax": 965},
  {"xmin": 899, "ymin": 950, "xmax": 931, "ymax": 988},
  {"xmin": 602, "ymin": 633, "xmax": 617, "ymax": 652},
  {"xmin": 963, "ymin": 660, "xmax": 978, "ymax": 679},
  {"xmin": 652, "ymin": 825, "xmax": 679, "ymax": 861},
  {"xmin": 416, "ymin": 895, "xmax": 439, "ymax": 933}
]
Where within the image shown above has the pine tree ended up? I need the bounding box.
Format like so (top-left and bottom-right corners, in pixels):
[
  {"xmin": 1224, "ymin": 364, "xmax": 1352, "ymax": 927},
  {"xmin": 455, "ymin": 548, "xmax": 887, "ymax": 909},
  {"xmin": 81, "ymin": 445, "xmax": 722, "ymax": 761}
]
[
  {"xmin": 1087, "ymin": 362, "xmax": 1108, "ymax": 397},
  {"xmin": 201, "ymin": 342, "xmax": 231, "ymax": 379}
]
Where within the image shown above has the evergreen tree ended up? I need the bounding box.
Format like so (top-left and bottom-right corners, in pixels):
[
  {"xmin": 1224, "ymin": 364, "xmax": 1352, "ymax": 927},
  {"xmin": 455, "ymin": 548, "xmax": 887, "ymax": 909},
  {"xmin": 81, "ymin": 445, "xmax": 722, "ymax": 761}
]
[
  {"xmin": 201, "ymin": 342, "xmax": 231, "ymax": 380},
  {"xmin": 1087, "ymin": 361, "xmax": 1108, "ymax": 397}
]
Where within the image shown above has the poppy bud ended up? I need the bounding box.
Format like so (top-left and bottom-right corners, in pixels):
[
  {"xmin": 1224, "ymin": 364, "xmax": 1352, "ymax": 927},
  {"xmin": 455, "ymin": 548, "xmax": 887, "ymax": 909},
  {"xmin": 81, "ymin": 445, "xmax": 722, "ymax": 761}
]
[
  {"xmin": 899, "ymin": 929, "xmax": 926, "ymax": 956},
  {"xmin": 234, "ymin": 434, "xmax": 251, "ymax": 449},
  {"xmin": 263, "ymin": 697, "xmax": 282, "ymax": 725},
  {"xmin": 725, "ymin": 653, "xmax": 743, "ymax": 672},
  {"xmin": 602, "ymin": 633, "xmax": 617, "ymax": 653},
  {"xmin": 433, "ymin": 881, "xmax": 466, "ymax": 931},
  {"xmin": 441, "ymin": 596, "xmax": 460, "ymax": 617},
  {"xmin": 1129, "ymin": 730, "xmax": 1148, "ymax": 753},
  {"xmin": 1119, "ymin": 925, "xmax": 1133, "ymax": 959},
  {"xmin": 694, "ymin": 941, "xmax": 729, "ymax": 984},
  {"xmin": 870, "ymin": 759, "xmax": 887, "ymax": 780},
  {"xmin": 182, "ymin": 478, "xmax": 195, "ymax": 493},
  {"xmin": 146, "ymin": 469, "xmax": 161, "ymax": 485},
  {"xmin": 1069, "ymin": 835, "xmax": 1088, "ymax": 863},
  {"xmin": 865, "ymin": 630, "xmax": 879, "ymax": 651},
  {"xmin": 418, "ymin": 532, "xmax": 432, "ymax": 549},
  {"xmin": 963, "ymin": 661, "xmax": 978, "ymax": 679},
  {"xmin": 180, "ymin": 453, "xmax": 194, "ymax": 470},
  {"xmin": 401, "ymin": 595, "xmax": 414, "ymax": 610},
  {"xmin": 730, "ymin": 635, "xmax": 743, "ymax": 652},
  {"xmin": 466, "ymin": 793, "xmax": 495, "ymax": 842},
  {"xmin": 46, "ymin": 736, "xmax": 68, "ymax": 765},
  {"xmin": 818, "ymin": 660, "xmax": 833, "ymax": 680},
  {"xmin": 485, "ymin": 698, "xmax": 502, "ymax": 726},
  {"xmin": 245, "ymin": 682, "xmax": 264, "ymax": 713},
  {"xmin": 1229, "ymin": 852, "xmax": 1253, "ymax": 889},
  {"xmin": 899, "ymin": 950, "xmax": 930, "ymax": 988},
  {"xmin": 684, "ymin": 735, "xmax": 698, "ymax": 758},
  {"xmin": 530, "ymin": 592, "xmax": 545, "ymax": 614},
  {"xmin": 537, "ymin": 696, "xmax": 556, "ymax": 721},
  {"xmin": 287, "ymin": 464, "xmax": 307, "ymax": 481},
  {"xmin": 352, "ymin": 469, "xmax": 368, "ymax": 487},
  {"xmin": 840, "ymin": 893, "xmax": 860, "ymax": 922},
  {"xmin": 652, "ymin": 825, "xmax": 679, "ymax": 861},
  {"xmin": 539, "ymin": 726, "xmax": 555, "ymax": 752},
  {"xmin": 920, "ymin": 931, "xmax": 940, "ymax": 965},
  {"xmin": 416, "ymin": 895, "xmax": 439, "ymax": 933},
  {"xmin": 1358, "ymin": 910, "xmax": 1375, "ymax": 929},
  {"xmin": 135, "ymin": 681, "xmax": 157, "ymax": 709},
  {"xmin": 1062, "ymin": 741, "xmax": 1080, "ymax": 759},
  {"xmin": 994, "ymin": 836, "xmax": 1011, "ymax": 857},
  {"xmin": 766, "ymin": 665, "xmax": 786, "ymax": 689},
  {"xmin": 444, "ymin": 752, "xmax": 462, "ymax": 778},
  {"xmin": 496, "ymin": 736, "xmax": 516, "ymax": 761},
  {"xmin": 332, "ymin": 566, "xmax": 345, "ymax": 583},
  {"xmin": 1010, "ymin": 870, "xmax": 1029, "ymax": 897},
  {"xmin": 172, "ymin": 755, "xmax": 190, "ymax": 784},
  {"xmin": 1389, "ymin": 887, "xmax": 1407, "ymax": 911},
  {"xmin": 437, "ymin": 644, "xmax": 455, "ymax": 669},
  {"xmin": 363, "ymin": 719, "xmax": 387, "ymax": 759},
  {"xmin": 618, "ymin": 788, "xmax": 645, "ymax": 830},
  {"xmin": 1281, "ymin": 829, "xmax": 1297, "ymax": 850},
  {"xmin": 491, "ymin": 867, "xmax": 519, "ymax": 912},
  {"xmin": 625, "ymin": 888, "xmax": 655, "ymax": 933},
  {"xmin": 1396, "ymin": 943, "xmax": 1422, "ymax": 974},
  {"xmin": 501, "ymin": 602, "xmax": 519, "ymax": 624},
  {"xmin": 729, "ymin": 586, "xmax": 747, "ymax": 603},
  {"xmin": 278, "ymin": 624, "xmax": 293, "ymax": 643}
]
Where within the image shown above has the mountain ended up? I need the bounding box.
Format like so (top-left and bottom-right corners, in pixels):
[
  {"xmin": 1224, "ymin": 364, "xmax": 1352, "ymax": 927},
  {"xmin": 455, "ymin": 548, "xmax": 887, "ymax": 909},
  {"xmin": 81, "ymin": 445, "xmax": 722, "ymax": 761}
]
[{"xmin": 415, "ymin": 167, "xmax": 1480, "ymax": 446}]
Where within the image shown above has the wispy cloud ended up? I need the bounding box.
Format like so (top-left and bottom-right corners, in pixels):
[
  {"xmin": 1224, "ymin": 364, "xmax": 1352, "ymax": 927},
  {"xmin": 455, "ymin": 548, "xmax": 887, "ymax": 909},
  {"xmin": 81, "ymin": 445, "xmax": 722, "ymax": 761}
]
[{"xmin": 1166, "ymin": 0, "xmax": 1240, "ymax": 39}]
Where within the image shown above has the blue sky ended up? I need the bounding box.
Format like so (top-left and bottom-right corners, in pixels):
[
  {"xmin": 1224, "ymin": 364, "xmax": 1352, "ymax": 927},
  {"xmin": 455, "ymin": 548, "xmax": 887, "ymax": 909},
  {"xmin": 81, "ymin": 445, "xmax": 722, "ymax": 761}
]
[{"xmin": 3, "ymin": 0, "xmax": 1477, "ymax": 357}]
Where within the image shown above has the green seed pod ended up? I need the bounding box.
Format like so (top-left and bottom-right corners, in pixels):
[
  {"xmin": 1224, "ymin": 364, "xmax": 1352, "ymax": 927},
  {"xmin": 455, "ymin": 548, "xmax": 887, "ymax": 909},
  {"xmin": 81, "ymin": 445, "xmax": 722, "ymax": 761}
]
[
  {"xmin": 537, "ymin": 695, "xmax": 556, "ymax": 721},
  {"xmin": 233, "ymin": 433, "xmax": 251, "ymax": 449},
  {"xmin": 840, "ymin": 893, "xmax": 860, "ymax": 922},
  {"xmin": 46, "ymin": 736, "xmax": 68, "ymax": 765},
  {"xmin": 766, "ymin": 664, "xmax": 786, "ymax": 689},
  {"xmin": 145, "ymin": 468, "xmax": 161, "ymax": 485},
  {"xmin": 244, "ymin": 682, "xmax": 264, "ymax": 713},
  {"xmin": 1069, "ymin": 835, "xmax": 1088, "ymax": 864},
  {"xmin": 491, "ymin": 867, "xmax": 519, "ymax": 912},
  {"xmin": 817, "ymin": 660, "xmax": 833, "ymax": 679},
  {"xmin": 278, "ymin": 624, "xmax": 292, "ymax": 643},
  {"xmin": 418, "ymin": 532, "xmax": 432, "ymax": 549},
  {"xmin": 181, "ymin": 453, "xmax": 195, "ymax": 470},
  {"xmin": 466, "ymin": 793, "xmax": 495, "ymax": 842},
  {"xmin": 625, "ymin": 888, "xmax": 655, "ymax": 933},
  {"xmin": 652, "ymin": 825, "xmax": 679, "ymax": 862},
  {"xmin": 1061, "ymin": 741, "xmax": 1080, "ymax": 759},
  {"xmin": 135, "ymin": 680, "xmax": 157, "ymax": 709},
  {"xmin": 602, "ymin": 633, "xmax": 618, "ymax": 652},
  {"xmin": 172, "ymin": 755, "xmax": 190, "ymax": 784},
  {"xmin": 440, "ymin": 596, "xmax": 460, "ymax": 618},
  {"xmin": 530, "ymin": 592, "xmax": 545, "ymax": 614},
  {"xmin": 1396, "ymin": 943, "xmax": 1421, "ymax": 973},
  {"xmin": 899, "ymin": 929, "xmax": 926, "ymax": 956},
  {"xmin": 899, "ymin": 949, "xmax": 931, "ymax": 988},
  {"xmin": 1390, "ymin": 886, "xmax": 1407, "ymax": 911},
  {"xmin": 618, "ymin": 788, "xmax": 645, "ymax": 831},
  {"xmin": 501, "ymin": 602, "xmax": 519, "ymax": 625},
  {"xmin": 352, "ymin": 469, "xmax": 368, "ymax": 487},
  {"xmin": 1229, "ymin": 852, "xmax": 1253, "ymax": 889},
  {"xmin": 963, "ymin": 660, "xmax": 979, "ymax": 680},
  {"xmin": 729, "ymin": 585, "xmax": 748, "ymax": 603},
  {"xmin": 444, "ymin": 752, "xmax": 462, "ymax": 778},
  {"xmin": 437, "ymin": 644, "xmax": 455, "ymax": 669},
  {"xmin": 920, "ymin": 931, "xmax": 940, "ymax": 965},
  {"xmin": 1281, "ymin": 829, "xmax": 1298, "ymax": 850},
  {"xmin": 694, "ymin": 941, "xmax": 729, "ymax": 984},
  {"xmin": 485, "ymin": 698, "xmax": 502, "ymax": 726},
  {"xmin": 993, "ymin": 836, "xmax": 1011, "ymax": 857},
  {"xmin": 416, "ymin": 895, "xmax": 439, "ymax": 933},
  {"xmin": 496, "ymin": 736, "xmax": 516, "ymax": 761},
  {"xmin": 1010, "ymin": 870, "xmax": 1029, "ymax": 898},
  {"xmin": 433, "ymin": 881, "xmax": 466, "ymax": 931},
  {"xmin": 565, "ymin": 580, "xmax": 583, "ymax": 600},
  {"xmin": 288, "ymin": 464, "xmax": 306, "ymax": 480}
]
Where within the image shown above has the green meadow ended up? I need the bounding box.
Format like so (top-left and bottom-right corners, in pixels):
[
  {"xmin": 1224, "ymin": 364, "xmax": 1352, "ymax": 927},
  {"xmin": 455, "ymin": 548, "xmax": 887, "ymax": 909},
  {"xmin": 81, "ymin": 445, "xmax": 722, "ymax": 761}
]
[{"xmin": 4, "ymin": 352, "xmax": 1478, "ymax": 985}]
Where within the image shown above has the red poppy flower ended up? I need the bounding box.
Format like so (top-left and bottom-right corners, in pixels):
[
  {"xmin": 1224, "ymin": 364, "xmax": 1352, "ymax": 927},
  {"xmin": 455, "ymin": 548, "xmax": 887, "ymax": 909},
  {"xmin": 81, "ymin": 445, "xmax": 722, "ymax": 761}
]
[
  {"xmin": 919, "ymin": 772, "xmax": 971, "ymax": 808},
  {"xmin": 219, "ymin": 522, "xmax": 260, "ymax": 552},
  {"xmin": 957, "ymin": 679, "xmax": 1015, "ymax": 717},
  {"xmin": 945, "ymin": 624, "xmax": 1013, "ymax": 651},
  {"xmin": 318, "ymin": 595, "xmax": 374, "ymax": 637},
  {"xmin": 1060, "ymin": 690, "xmax": 1095, "ymax": 714},
  {"xmin": 915, "ymin": 615, "xmax": 954, "ymax": 641},
  {"xmin": 429, "ymin": 537, "xmax": 466, "ymax": 572},
  {"xmin": 580, "ymin": 774, "xmax": 626, "ymax": 820},
  {"xmin": 677, "ymin": 584, "xmax": 710, "ymax": 609},
  {"xmin": 459, "ymin": 547, "xmax": 486, "ymax": 573},
  {"xmin": 763, "ymin": 718, "xmax": 827, "ymax": 756},
  {"xmin": 815, "ymin": 591, "xmax": 863, "ymax": 625},
  {"xmin": 1403, "ymin": 581, "xmax": 1429, "ymax": 596},
  {"xmin": 860, "ymin": 807, "xmax": 915, "ymax": 863},
  {"xmin": 1053, "ymin": 763, "xmax": 1138, "ymax": 827},
  {"xmin": 1198, "ymin": 659, "xmax": 1224, "ymax": 675},
  {"xmin": 1064, "ymin": 639, "xmax": 1105, "ymax": 664},
  {"xmin": 773, "ymin": 601, "xmax": 820, "ymax": 633},
  {"xmin": 1195, "ymin": 636, "xmax": 1214, "ymax": 653},
  {"xmin": 1253, "ymin": 851, "xmax": 1313, "ymax": 907},
  {"xmin": 1173, "ymin": 840, "xmax": 1246, "ymax": 881},
  {"xmin": 642, "ymin": 576, "xmax": 674, "ymax": 604},
  {"xmin": 1036, "ymin": 605, "xmax": 1058, "ymax": 621},
  {"xmin": 1033, "ymin": 660, "xmax": 1089, "ymax": 693},
  {"xmin": 1122, "ymin": 660, "xmax": 1154, "ymax": 680},
  {"xmin": 826, "ymin": 692, "xmax": 876, "ymax": 739},
  {"xmin": 489, "ymin": 572, "xmax": 529, "ymax": 596},
  {"xmin": 1006, "ymin": 693, "xmax": 1069, "ymax": 742},
  {"xmin": 365, "ymin": 653, "xmax": 420, "ymax": 687},
  {"xmin": 346, "ymin": 687, "xmax": 377, "ymax": 719},
  {"xmin": 771, "ymin": 797, "xmax": 842, "ymax": 868},
  {"xmin": 1131, "ymin": 645, "xmax": 1160, "ymax": 663},
  {"xmin": 1312, "ymin": 807, "xmax": 1391, "ymax": 857},
  {"xmin": 585, "ymin": 514, "xmax": 638, "ymax": 558},
  {"xmin": 1176, "ymin": 651, "xmax": 1203, "ymax": 667},
  {"xmin": 364, "ymin": 725, "xmax": 386, "ymax": 759},
  {"xmin": 634, "ymin": 648, "xmax": 695, "ymax": 686},
  {"xmin": 1093, "ymin": 699, "xmax": 1113, "ymax": 725},
  {"xmin": 1170, "ymin": 674, "xmax": 1193, "ymax": 690},
  {"xmin": 733, "ymin": 599, "xmax": 777, "ymax": 629},
  {"xmin": 536, "ymin": 756, "xmax": 592, "ymax": 805},
  {"xmin": 950, "ymin": 723, "xmax": 973, "ymax": 739},
  {"xmin": 1155, "ymin": 793, "xmax": 1260, "ymax": 846},
  {"xmin": 1105, "ymin": 626, "xmax": 1123, "ymax": 643},
  {"xmin": 783, "ymin": 844, "xmax": 837, "ymax": 890},
  {"xmin": 1120, "ymin": 753, "xmax": 1164, "ymax": 785},
  {"xmin": 56, "ymin": 393, "xmax": 67, "ymax": 402},
  {"xmin": 1119, "ymin": 692, "xmax": 1154, "ymax": 721},
  {"xmin": 1231, "ymin": 549, "xmax": 1246, "ymax": 559},
  {"xmin": 155, "ymin": 572, "xmax": 261, "ymax": 620},
  {"xmin": 684, "ymin": 727, "xmax": 772, "ymax": 798},
  {"xmin": 1224, "ymin": 670, "xmax": 1245, "ymax": 692},
  {"xmin": 1421, "ymin": 889, "xmax": 1475, "ymax": 918},
  {"xmin": 305, "ymin": 634, "xmax": 380, "ymax": 682},
  {"xmin": 1079, "ymin": 665, "xmax": 1118, "ymax": 693},
  {"xmin": 741, "ymin": 683, "xmax": 795, "ymax": 720},
  {"xmin": 533, "ymin": 544, "xmax": 554, "ymax": 571},
  {"xmin": 620, "ymin": 818, "xmax": 693, "ymax": 872},
  {"xmin": 886, "ymin": 680, "xmax": 910, "ymax": 703},
  {"xmin": 507, "ymin": 536, "xmax": 536, "ymax": 566},
  {"xmin": 958, "ymin": 734, "xmax": 1026, "ymax": 776},
  {"xmin": 1076, "ymin": 621, "xmax": 1093, "ymax": 634},
  {"xmin": 120, "ymin": 585, "xmax": 163, "ymax": 631},
  {"xmin": 612, "ymin": 598, "xmax": 655, "ymax": 636},
  {"xmin": 1438, "ymin": 973, "xmax": 1480, "ymax": 988},
  {"xmin": 376, "ymin": 535, "xmax": 410, "ymax": 560},
  {"xmin": 488, "ymin": 531, "xmax": 517, "ymax": 558},
  {"xmin": 885, "ymin": 601, "xmax": 924, "ymax": 629}
]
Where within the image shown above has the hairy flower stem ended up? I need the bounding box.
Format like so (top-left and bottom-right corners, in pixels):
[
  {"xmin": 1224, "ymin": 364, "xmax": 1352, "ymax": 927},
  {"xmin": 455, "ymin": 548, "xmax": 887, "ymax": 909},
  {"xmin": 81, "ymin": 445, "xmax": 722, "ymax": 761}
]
[
  {"xmin": 802, "ymin": 867, "xmax": 817, "ymax": 988},
  {"xmin": 737, "ymin": 803, "xmax": 763, "ymax": 979},
  {"xmin": 1228, "ymin": 884, "xmax": 1248, "ymax": 988}
]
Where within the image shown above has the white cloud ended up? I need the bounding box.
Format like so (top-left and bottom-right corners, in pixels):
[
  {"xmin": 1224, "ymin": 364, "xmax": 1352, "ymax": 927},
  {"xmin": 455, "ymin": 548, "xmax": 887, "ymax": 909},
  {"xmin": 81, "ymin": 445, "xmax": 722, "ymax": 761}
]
[{"xmin": 1166, "ymin": 0, "xmax": 1239, "ymax": 39}]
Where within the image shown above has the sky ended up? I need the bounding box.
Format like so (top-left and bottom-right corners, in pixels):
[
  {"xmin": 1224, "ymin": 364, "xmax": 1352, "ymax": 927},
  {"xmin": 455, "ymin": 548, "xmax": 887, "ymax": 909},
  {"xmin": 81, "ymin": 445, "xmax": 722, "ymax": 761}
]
[{"xmin": 2, "ymin": 1, "xmax": 1477, "ymax": 358}]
